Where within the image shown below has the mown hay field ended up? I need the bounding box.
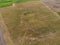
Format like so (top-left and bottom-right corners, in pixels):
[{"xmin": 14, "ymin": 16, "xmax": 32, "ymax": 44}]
[{"xmin": 0, "ymin": 1, "xmax": 60, "ymax": 45}]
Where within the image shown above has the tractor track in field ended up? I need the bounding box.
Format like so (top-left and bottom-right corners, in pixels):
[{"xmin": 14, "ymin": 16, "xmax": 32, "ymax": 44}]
[
  {"xmin": 0, "ymin": 14, "xmax": 15, "ymax": 45},
  {"xmin": 0, "ymin": 27, "xmax": 6, "ymax": 45}
]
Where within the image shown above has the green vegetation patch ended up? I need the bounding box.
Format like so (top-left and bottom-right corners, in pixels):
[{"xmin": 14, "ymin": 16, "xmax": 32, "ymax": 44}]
[
  {"xmin": 58, "ymin": 12, "xmax": 60, "ymax": 15},
  {"xmin": 0, "ymin": 0, "xmax": 31, "ymax": 7},
  {"xmin": 0, "ymin": 2, "xmax": 13, "ymax": 7}
]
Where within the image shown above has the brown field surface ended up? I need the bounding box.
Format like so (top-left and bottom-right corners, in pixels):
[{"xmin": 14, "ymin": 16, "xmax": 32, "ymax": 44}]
[{"xmin": 0, "ymin": 1, "xmax": 60, "ymax": 45}]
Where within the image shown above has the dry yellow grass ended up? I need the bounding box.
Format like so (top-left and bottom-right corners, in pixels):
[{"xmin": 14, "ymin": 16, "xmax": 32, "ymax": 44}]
[{"xmin": 0, "ymin": 1, "xmax": 60, "ymax": 45}]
